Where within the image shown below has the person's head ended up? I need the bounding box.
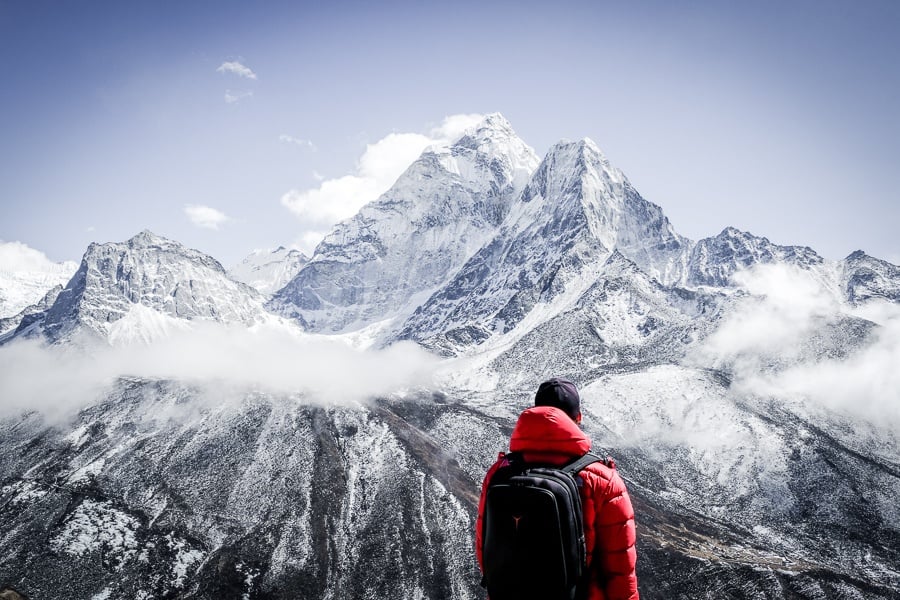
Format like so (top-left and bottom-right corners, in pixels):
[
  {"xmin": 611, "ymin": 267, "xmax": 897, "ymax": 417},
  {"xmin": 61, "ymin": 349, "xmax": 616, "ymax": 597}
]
[{"xmin": 534, "ymin": 378, "xmax": 582, "ymax": 424}]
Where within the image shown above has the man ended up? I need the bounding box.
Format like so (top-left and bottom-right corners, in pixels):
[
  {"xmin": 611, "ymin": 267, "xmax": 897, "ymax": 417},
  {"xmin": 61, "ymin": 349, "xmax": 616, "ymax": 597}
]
[{"xmin": 475, "ymin": 378, "xmax": 639, "ymax": 600}]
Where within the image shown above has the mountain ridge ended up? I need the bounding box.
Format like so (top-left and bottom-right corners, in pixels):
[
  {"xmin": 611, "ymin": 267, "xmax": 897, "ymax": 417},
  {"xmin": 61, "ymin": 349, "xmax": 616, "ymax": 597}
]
[{"xmin": 9, "ymin": 230, "xmax": 268, "ymax": 344}]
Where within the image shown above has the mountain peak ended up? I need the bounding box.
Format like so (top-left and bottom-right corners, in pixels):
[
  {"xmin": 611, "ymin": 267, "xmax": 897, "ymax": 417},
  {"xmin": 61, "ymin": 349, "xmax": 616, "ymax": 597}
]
[
  {"xmin": 547, "ymin": 136, "xmax": 604, "ymax": 153},
  {"xmin": 479, "ymin": 112, "xmax": 512, "ymax": 129},
  {"xmin": 465, "ymin": 112, "xmax": 519, "ymax": 139},
  {"xmin": 841, "ymin": 249, "xmax": 900, "ymax": 304},
  {"xmin": 127, "ymin": 230, "xmax": 167, "ymax": 247},
  {"xmin": 15, "ymin": 232, "xmax": 267, "ymax": 343},
  {"xmin": 397, "ymin": 134, "xmax": 690, "ymax": 352},
  {"xmin": 450, "ymin": 112, "xmax": 531, "ymax": 157},
  {"xmin": 540, "ymin": 137, "xmax": 615, "ymax": 178},
  {"xmin": 718, "ymin": 226, "xmax": 756, "ymax": 240},
  {"xmin": 687, "ymin": 228, "xmax": 824, "ymax": 287},
  {"xmin": 270, "ymin": 115, "xmax": 540, "ymax": 335}
]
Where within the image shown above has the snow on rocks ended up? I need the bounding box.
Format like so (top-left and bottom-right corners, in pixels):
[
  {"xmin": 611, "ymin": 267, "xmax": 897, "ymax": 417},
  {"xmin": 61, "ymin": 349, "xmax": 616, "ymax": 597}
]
[{"xmin": 50, "ymin": 498, "xmax": 140, "ymax": 569}]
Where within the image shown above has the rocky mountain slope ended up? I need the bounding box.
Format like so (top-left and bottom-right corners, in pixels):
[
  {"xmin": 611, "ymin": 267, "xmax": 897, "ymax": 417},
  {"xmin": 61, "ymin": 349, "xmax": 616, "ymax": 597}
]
[
  {"xmin": 1, "ymin": 114, "xmax": 899, "ymax": 599},
  {"xmin": 0, "ymin": 383, "xmax": 480, "ymax": 599}
]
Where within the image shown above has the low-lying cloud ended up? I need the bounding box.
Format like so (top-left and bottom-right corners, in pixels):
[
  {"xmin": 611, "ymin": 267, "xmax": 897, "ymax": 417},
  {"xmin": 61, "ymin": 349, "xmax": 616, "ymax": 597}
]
[
  {"xmin": 697, "ymin": 265, "xmax": 842, "ymax": 366},
  {"xmin": 0, "ymin": 322, "xmax": 438, "ymax": 421},
  {"xmin": 742, "ymin": 300, "xmax": 900, "ymax": 426},
  {"xmin": 691, "ymin": 263, "xmax": 900, "ymax": 428}
]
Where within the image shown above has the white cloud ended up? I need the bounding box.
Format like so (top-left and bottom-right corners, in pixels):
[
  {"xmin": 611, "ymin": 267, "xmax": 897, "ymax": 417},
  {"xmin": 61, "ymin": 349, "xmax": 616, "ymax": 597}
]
[
  {"xmin": 0, "ymin": 241, "xmax": 69, "ymax": 273},
  {"xmin": 738, "ymin": 300, "xmax": 900, "ymax": 425},
  {"xmin": 429, "ymin": 113, "xmax": 485, "ymax": 141},
  {"xmin": 224, "ymin": 90, "xmax": 253, "ymax": 104},
  {"xmin": 216, "ymin": 61, "xmax": 257, "ymax": 80},
  {"xmin": 281, "ymin": 113, "xmax": 485, "ymax": 254},
  {"xmin": 184, "ymin": 205, "xmax": 230, "ymax": 230},
  {"xmin": 279, "ymin": 135, "xmax": 317, "ymax": 151},
  {"xmin": 691, "ymin": 263, "xmax": 900, "ymax": 429},
  {"xmin": 296, "ymin": 230, "xmax": 327, "ymax": 254},
  {"xmin": 697, "ymin": 264, "xmax": 841, "ymax": 364},
  {"xmin": 0, "ymin": 322, "xmax": 438, "ymax": 420}
]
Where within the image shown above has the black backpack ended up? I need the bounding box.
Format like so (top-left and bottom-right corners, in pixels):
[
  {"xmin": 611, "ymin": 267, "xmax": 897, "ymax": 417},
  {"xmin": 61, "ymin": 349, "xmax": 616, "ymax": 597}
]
[{"xmin": 481, "ymin": 451, "xmax": 602, "ymax": 600}]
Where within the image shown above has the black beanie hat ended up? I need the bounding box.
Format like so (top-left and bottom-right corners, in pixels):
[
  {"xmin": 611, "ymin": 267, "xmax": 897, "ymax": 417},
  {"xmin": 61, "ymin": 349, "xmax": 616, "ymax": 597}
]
[{"xmin": 534, "ymin": 378, "xmax": 580, "ymax": 420}]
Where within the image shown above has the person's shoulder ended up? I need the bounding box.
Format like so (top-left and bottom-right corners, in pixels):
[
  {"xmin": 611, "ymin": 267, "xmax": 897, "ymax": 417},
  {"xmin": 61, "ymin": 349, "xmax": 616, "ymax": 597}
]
[
  {"xmin": 582, "ymin": 460, "xmax": 616, "ymax": 481},
  {"xmin": 483, "ymin": 451, "xmax": 509, "ymax": 480},
  {"xmin": 579, "ymin": 455, "xmax": 626, "ymax": 492},
  {"xmin": 582, "ymin": 454, "xmax": 616, "ymax": 478}
]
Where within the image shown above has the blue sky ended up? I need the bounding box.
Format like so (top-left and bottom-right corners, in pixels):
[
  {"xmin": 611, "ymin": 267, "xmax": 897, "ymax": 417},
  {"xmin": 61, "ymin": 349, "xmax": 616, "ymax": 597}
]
[{"xmin": 2, "ymin": 0, "xmax": 899, "ymax": 267}]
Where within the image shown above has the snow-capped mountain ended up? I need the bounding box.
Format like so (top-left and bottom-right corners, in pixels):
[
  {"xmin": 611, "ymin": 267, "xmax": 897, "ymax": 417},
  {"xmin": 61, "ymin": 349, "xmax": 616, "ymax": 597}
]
[
  {"xmin": 398, "ymin": 138, "xmax": 689, "ymax": 355},
  {"xmin": 9, "ymin": 230, "xmax": 269, "ymax": 344},
  {"xmin": 686, "ymin": 226, "xmax": 825, "ymax": 288},
  {"xmin": 841, "ymin": 250, "xmax": 900, "ymax": 305},
  {"xmin": 228, "ymin": 246, "xmax": 309, "ymax": 296},
  {"xmin": 2, "ymin": 114, "xmax": 900, "ymax": 599},
  {"xmin": 268, "ymin": 113, "xmax": 539, "ymax": 335}
]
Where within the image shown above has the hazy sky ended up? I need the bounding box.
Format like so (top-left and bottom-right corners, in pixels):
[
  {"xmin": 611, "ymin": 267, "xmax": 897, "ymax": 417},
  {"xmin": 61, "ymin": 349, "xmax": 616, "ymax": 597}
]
[{"xmin": 2, "ymin": 0, "xmax": 898, "ymax": 267}]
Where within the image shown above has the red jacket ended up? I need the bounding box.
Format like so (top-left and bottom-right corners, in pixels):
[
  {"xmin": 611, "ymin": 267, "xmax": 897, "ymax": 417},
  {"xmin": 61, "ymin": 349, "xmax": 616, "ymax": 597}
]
[{"xmin": 475, "ymin": 406, "xmax": 639, "ymax": 600}]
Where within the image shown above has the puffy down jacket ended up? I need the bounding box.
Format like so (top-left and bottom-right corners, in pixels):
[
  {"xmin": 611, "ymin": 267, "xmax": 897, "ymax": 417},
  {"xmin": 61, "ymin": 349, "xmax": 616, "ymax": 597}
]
[{"xmin": 476, "ymin": 405, "xmax": 639, "ymax": 600}]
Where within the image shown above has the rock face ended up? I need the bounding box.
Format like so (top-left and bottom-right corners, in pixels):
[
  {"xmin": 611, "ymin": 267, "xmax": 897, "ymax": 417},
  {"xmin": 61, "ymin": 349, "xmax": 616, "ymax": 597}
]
[
  {"xmin": 2, "ymin": 114, "xmax": 900, "ymax": 599},
  {"xmin": 268, "ymin": 113, "xmax": 539, "ymax": 335}
]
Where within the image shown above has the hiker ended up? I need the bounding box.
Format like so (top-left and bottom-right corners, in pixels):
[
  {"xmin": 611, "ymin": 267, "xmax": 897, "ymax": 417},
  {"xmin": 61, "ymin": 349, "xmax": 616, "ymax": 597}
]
[{"xmin": 476, "ymin": 378, "xmax": 639, "ymax": 600}]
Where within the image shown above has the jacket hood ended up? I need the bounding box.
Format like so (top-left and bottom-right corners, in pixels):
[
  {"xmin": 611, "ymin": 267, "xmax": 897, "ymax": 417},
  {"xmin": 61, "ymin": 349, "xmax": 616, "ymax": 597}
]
[{"xmin": 509, "ymin": 405, "xmax": 592, "ymax": 458}]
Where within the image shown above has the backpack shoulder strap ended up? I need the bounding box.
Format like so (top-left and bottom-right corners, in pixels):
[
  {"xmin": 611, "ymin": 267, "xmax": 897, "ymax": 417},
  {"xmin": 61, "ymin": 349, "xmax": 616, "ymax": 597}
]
[
  {"xmin": 504, "ymin": 451, "xmax": 613, "ymax": 473},
  {"xmin": 562, "ymin": 451, "xmax": 604, "ymax": 474},
  {"xmin": 503, "ymin": 451, "xmax": 523, "ymax": 465}
]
